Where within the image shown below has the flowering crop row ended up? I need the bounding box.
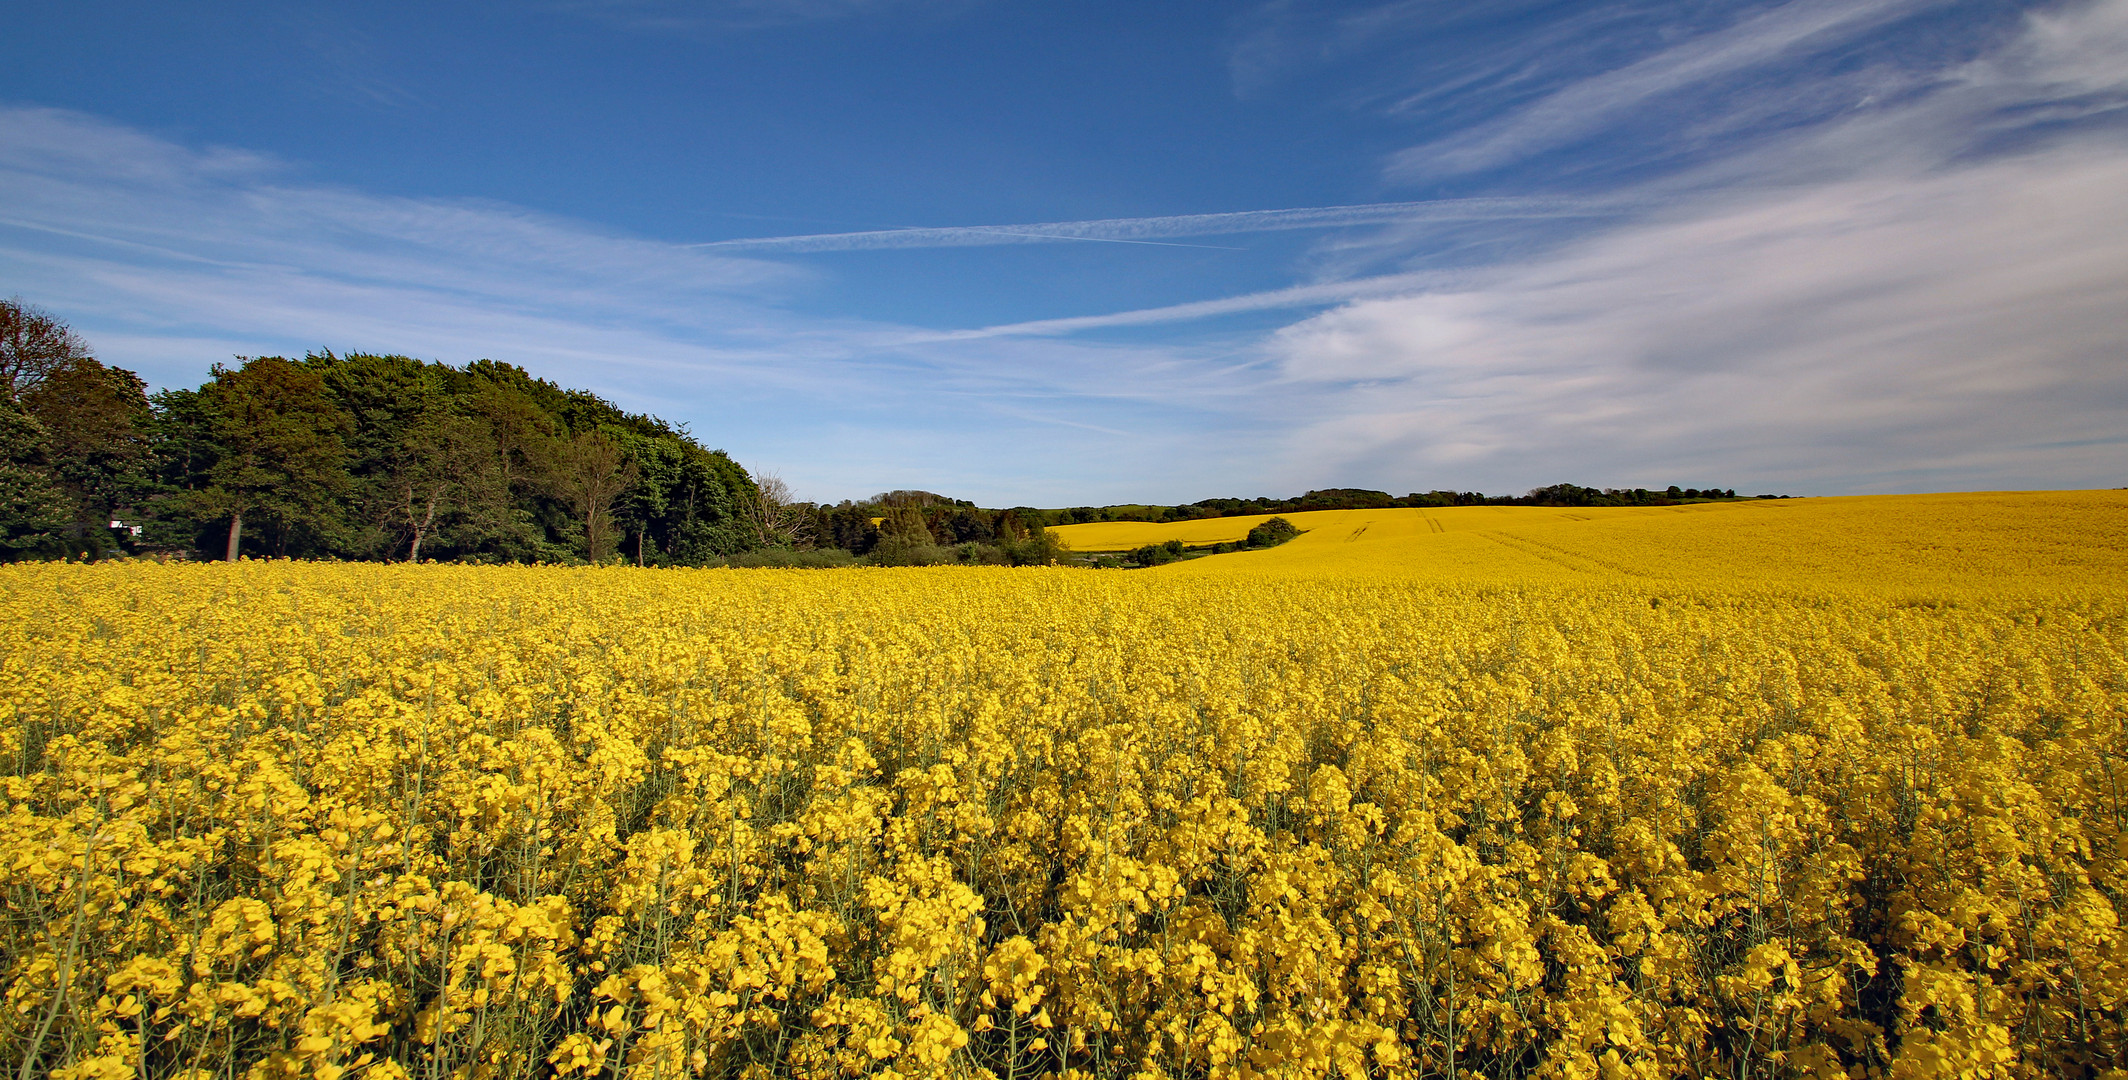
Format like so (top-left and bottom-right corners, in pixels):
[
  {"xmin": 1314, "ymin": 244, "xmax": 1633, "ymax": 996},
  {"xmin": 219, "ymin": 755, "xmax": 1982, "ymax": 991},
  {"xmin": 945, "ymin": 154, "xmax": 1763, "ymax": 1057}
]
[{"xmin": 3, "ymin": 498, "xmax": 2125, "ymax": 1078}]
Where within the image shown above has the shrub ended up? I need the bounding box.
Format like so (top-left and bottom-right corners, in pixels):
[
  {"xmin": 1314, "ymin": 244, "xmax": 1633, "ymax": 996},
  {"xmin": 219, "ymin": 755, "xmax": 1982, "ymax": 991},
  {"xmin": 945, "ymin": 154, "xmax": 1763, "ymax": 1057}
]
[
  {"xmin": 1245, "ymin": 516, "xmax": 1299, "ymax": 548},
  {"xmin": 715, "ymin": 547, "xmax": 858, "ymax": 568}
]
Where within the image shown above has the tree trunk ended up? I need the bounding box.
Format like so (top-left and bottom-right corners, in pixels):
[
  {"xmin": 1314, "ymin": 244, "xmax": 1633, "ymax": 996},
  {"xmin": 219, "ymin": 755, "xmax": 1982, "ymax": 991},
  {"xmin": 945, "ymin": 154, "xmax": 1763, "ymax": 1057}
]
[
  {"xmin": 225, "ymin": 509, "xmax": 243, "ymax": 561},
  {"xmin": 407, "ymin": 491, "xmax": 439, "ymax": 562}
]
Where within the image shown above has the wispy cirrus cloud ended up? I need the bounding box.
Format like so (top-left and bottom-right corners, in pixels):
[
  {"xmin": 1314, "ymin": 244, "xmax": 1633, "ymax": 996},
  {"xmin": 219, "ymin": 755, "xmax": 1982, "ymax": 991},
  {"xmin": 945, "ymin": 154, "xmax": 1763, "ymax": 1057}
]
[
  {"xmin": 1388, "ymin": 0, "xmax": 1947, "ymax": 178},
  {"xmin": 1230, "ymin": 0, "xmax": 1681, "ymax": 105},
  {"xmin": 934, "ymin": 273, "xmax": 1449, "ymax": 340},
  {"xmin": 280, "ymin": 7, "xmax": 425, "ymax": 109},
  {"xmin": 0, "ymin": 108, "xmax": 794, "ymax": 307},
  {"xmin": 1249, "ymin": 0, "xmax": 2128, "ymax": 495},
  {"xmin": 691, "ymin": 196, "xmax": 1633, "ymax": 253}
]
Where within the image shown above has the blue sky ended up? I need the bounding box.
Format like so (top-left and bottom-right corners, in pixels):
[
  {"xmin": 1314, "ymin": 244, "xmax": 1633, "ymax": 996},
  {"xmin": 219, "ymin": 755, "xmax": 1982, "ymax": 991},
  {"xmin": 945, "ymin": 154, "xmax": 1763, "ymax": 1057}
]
[{"xmin": 2, "ymin": 0, "xmax": 2124, "ymax": 504}]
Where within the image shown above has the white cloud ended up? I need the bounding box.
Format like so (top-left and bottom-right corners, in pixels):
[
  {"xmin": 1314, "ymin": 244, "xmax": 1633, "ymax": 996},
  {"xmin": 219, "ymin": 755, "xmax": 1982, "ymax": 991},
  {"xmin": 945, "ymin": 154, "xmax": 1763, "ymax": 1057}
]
[
  {"xmin": 1994, "ymin": 0, "xmax": 2128, "ymax": 95},
  {"xmin": 1217, "ymin": 0, "xmax": 2128, "ymax": 495},
  {"xmin": 1265, "ymin": 142, "xmax": 2128, "ymax": 494},
  {"xmin": 0, "ymin": 107, "xmax": 796, "ymax": 317}
]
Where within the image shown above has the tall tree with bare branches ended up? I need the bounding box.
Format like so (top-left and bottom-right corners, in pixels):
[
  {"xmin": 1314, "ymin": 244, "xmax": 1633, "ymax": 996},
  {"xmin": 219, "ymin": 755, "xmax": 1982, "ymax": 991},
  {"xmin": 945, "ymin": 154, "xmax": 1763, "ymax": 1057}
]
[
  {"xmin": 0, "ymin": 298, "xmax": 90, "ymax": 402},
  {"xmin": 742, "ymin": 469, "xmax": 811, "ymax": 548}
]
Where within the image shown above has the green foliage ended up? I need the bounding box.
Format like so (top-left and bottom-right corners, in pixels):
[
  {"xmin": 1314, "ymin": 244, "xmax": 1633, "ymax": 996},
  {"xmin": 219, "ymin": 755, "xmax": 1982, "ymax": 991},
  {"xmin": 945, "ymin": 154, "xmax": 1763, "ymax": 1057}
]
[
  {"xmin": 1125, "ymin": 538, "xmax": 1189, "ymax": 568},
  {"xmin": 132, "ymin": 351, "xmax": 759, "ymax": 564},
  {"xmin": 1022, "ymin": 484, "xmax": 1774, "ymax": 526},
  {"xmin": 0, "ymin": 396, "xmax": 69, "ymax": 560},
  {"xmin": 797, "ymin": 492, "xmax": 1062, "ymax": 567},
  {"xmin": 867, "ymin": 534, "xmax": 954, "ymax": 566},
  {"xmin": 996, "ymin": 525, "xmax": 1062, "ymax": 566},
  {"xmin": 709, "ymin": 546, "xmax": 860, "ymax": 568},
  {"xmin": 192, "ymin": 357, "xmax": 356, "ymax": 560},
  {"xmin": 1120, "ymin": 518, "xmax": 1297, "ymax": 569},
  {"xmin": 19, "ymin": 358, "xmax": 154, "ymax": 555},
  {"xmin": 810, "ymin": 502, "xmax": 881, "ymax": 554},
  {"xmin": 1245, "ymin": 515, "xmax": 1299, "ymax": 547},
  {"xmin": 0, "ymin": 302, "xmax": 764, "ymax": 565}
]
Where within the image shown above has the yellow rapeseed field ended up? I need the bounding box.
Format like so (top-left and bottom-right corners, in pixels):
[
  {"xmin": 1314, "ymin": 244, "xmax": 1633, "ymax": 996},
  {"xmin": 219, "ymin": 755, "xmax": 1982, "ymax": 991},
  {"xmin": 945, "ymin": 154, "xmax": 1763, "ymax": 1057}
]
[
  {"xmin": 1056, "ymin": 491, "xmax": 2128, "ymax": 591},
  {"xmin": 4, "ymin": 491, "xmax": 2126, "ymax": 1079}
]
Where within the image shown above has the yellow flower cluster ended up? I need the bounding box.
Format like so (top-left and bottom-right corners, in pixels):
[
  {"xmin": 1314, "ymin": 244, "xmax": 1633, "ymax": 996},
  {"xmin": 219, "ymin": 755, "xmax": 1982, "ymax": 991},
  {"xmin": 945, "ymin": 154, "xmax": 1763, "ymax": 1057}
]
[{"xmin": 3, "ymin": 491, "xmax": 2125, "ymax": 1078}]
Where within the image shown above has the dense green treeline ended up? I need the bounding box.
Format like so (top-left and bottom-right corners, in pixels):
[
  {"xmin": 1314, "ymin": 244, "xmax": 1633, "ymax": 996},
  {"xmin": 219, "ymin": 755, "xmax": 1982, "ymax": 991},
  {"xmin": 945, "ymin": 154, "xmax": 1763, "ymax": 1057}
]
[
  {"xmin": 2, "ymin": 300, "xmax": 757, "ymax": 564},
  {"xmin": 789, "ymin": 490, "xmax": 1065, "ymax": 567},
  {"xmin": 1023, "ymin": 482, "xmax": 1778, "ymax": 527}
]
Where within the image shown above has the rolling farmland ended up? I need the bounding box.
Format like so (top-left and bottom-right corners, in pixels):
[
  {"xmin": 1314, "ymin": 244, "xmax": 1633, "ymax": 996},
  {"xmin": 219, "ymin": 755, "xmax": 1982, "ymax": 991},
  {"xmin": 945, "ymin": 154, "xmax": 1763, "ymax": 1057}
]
[{"xmin": 1055, "ymin": 491, "xmax": 2128, "ymax": 590}]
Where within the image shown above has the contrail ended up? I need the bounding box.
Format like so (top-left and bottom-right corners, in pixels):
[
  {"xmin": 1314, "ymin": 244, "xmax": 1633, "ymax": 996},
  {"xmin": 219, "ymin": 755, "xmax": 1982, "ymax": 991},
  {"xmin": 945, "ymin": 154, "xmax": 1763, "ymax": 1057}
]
[
  {"xmin": 927, "ymin": 272, "xmax": 1450, "ymax": 340},
  {"xmin": 688, "ymin": 196, "xmax": 1630, "ymax": 253},
  {"xmin": 973, "ymin": 230, "xmax": 1244, "ymax": 251}
]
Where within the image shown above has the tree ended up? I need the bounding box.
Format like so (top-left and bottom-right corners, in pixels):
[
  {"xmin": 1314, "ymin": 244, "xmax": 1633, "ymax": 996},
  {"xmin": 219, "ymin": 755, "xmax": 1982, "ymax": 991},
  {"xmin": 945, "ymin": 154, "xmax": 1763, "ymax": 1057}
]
[
  {"xmin": 456, "ymin": 376, "xmax": 561, "ymax": 559},
  {"xmin": 1000, "ymin": 524, "xmax": 1064, "ymax": 566},
  {"xmin": 552, "ymin": 429, "xmax": 637, "ymax": 561},
  {"xmin": 192, "ymin": 358, "xmax": 353, "ymax": 560},
  {"xmin": 622, "ymin": 440, "xmax": 753, "ymax": 564},
  {"xmin": 396, "ymin": 412, "xmax": 496, "ymax": 562},
  {"xmin": 1246, "ymin": 516, "xmax": 1298, "ymax": 547},
  {"xmin": 742, "ymin": 469, "xmax": 812, "ymax": 548},
  {"xmin": 317, "ymin": 353, "xmax": 504, "ymax": 562},
  {"xmin": 939, "ymin": 507, "xmax": 996, "ymax": 544},
  {"xmin": 1126, "ymin": 538, "xmax": 1186, "ymax": 567},
  {"xmin": 0, "ymin": 338, "xmax": 771, "ymax": 565},
  {"xmin": 875, "ymin": 500, "xmax": 933, "ymax": 545},
  {"xmin": 867, "ymin": 499, "xmax": 946, "ymax": 565},
  {"xmin": 0, "ymin": 396, "xmax": 68, "ymax": 559},
  {"xmin": 0, "ymin": 298, "xmax": 90, "ymax": 401},
  {"xmin": 818, "ymin": 501, "xmax": 880, "ymax": 554},
  {"xmin": 20, "ymin": 358, "xmax": 154, "ymax": 554}
]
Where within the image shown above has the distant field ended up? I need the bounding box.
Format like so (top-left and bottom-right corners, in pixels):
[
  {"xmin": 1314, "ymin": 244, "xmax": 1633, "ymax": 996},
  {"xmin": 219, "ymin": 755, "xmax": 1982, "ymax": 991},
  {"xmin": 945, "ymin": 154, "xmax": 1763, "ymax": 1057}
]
[
  {"xmin": 1052, "ymin": 503, "xmax": 1627, "ymax": 552},
  {"xmin": 4, "ymin": 490, "xmax": 2124, "ymax": 1077},
  {"xmin": 1055, "ymin": 490, "xmax": 2128, "ymax": 590}
]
